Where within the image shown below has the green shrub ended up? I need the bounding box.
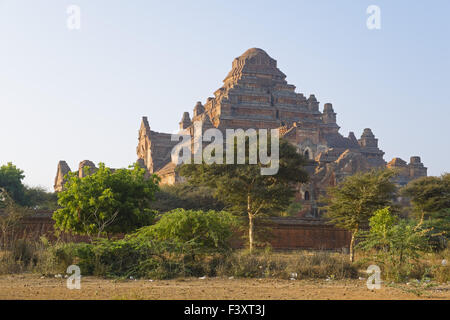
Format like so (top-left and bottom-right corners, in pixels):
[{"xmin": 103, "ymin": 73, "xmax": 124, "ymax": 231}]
[
  {"xmin": 6, "ymin": 209, "xmax": 237, "ymax": 279},
  {"xmin": 133, "ymin": 209, "xmax": 237, "ymax": 254},
  {"xmin": 67, "ymin": 238, "xmax": 216, "ymax": 279},
  {"xmin": 357, "ymin": 207, "xmax": 432, "ymax": 282}
]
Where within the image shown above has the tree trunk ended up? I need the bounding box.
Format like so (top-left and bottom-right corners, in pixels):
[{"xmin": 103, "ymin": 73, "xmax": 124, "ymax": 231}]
[
  {"xmin": 248, "ymin": 213, "xmax": 254, "ymax": 253},
  {"xmin": 419, "ymin": 210, "xmax": 425, "ymax": 226},
  {"xmin": 247, "ymin": 193, "xmax": 255, "ymax": 253},
  {"xmin": 349, "ymin": 231, "xmax": 356, "ymax": 263},
  {"xmin": 415, "ymin": 210, "xmax": 425, "ymax": 231}
]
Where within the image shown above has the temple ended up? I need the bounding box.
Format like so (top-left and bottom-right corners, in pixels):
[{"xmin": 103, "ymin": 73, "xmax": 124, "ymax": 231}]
[{"xmin": 55, "ymin": 48, "xmax": 427, "ymax": 217}]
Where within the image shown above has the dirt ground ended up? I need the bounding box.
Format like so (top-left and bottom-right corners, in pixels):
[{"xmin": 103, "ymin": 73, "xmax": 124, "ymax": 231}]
[{"xmin": 0, "ymin": 274, "xmax": 449, "ymax": 300}]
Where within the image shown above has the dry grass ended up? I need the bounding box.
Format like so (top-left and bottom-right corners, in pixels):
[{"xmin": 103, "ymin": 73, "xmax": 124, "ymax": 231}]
[
  {"xmin": 1, "ymin": 239, "xmax": 448, "ymax": 286},
  {"xmin": 217, "ymin": 250, "xmax": 358, "ymax": 280}
]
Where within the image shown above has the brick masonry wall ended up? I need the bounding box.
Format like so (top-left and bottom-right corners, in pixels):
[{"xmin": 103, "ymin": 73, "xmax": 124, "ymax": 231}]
[
  {"xmin": 269, "ymin": 224, "xmax": 351, "ymax": 250},
  {"xmin": 9, "ymin": 212, "xmax": 351, "ymax": 250},
  {"xmin": 4, "ymin": 211, "xmax": 90, "ymax": 243}
]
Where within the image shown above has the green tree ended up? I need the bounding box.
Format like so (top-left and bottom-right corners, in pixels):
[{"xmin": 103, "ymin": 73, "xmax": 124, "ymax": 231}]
[
  {"xmin": 53, "ymin": 162, "xmax": 160, "ymax": 239},
  {"xmin": 357, "ymin": 207, "xmax": 431, "ymax": 281},
  {"xmin": 0, "ymin": 163, "xmax": 26, "ymax": 206},
  {"xmin": 402, "ymin": 174, "xmax": 450, "ymax": 248},
  {"xmin": 178, "ymin": 138, "xmax": 308, "ymax": 252},
  {"xmin": 150, "ymin": 183, "xmax": 224, "ymax": 213},
  {"xmin": 24, "ymin": 187, "xmax": 58, "ymax": 210},
  {"xmin": 321, "ymin": 169, "xmax": 397, "ymax": 262},
  {"xmin": 402, "ymin": 173, "xmax": 450, "ymax": 225},
  {"xmin": 0, "ymin": 162, "xmax": 57, "ymax": 209}
]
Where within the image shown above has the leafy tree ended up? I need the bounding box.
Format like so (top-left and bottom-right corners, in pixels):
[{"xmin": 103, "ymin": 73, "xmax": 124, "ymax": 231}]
[
  {"xmin": 321, "ymin": 169, "xmax": 397, "ymax": 262},
  {"xmin": 427, "ymin": 207, "xmax": 450, "ymax": 245},
  {"xmin": 151, "ymin": 183, "xmax": 224, "ymax": 213},
  {"xmin": 0, "ymin": 163, "xmax": 26, "ymax": 206},
  {"xmin": 133, "ymin": 208, "xmax": 237, "ymax": 253},
  {"xmin": 0, "ymin": 162, "xmax": 57, "ymax": 209},
  {"xmin": 53, "ymin": 162, "xmax": 160, "ymax": 239},
  {"xmin": 402, "ymin": 174, "xmax": 450, "ymax": 225},
  {"xmin": 24, "ymin": 187, "xmax": 58, "ymax": 210},
  {"xmin": 402, "ymin": 174, "xmax": 450, "ymax": 247},
  {"xmin": 178, "ymin": 138, "xmax": 308, "ymax": 252},
  {"xmin": 357, "ymin": 207, "xmax": 431, "ymax": 282}
]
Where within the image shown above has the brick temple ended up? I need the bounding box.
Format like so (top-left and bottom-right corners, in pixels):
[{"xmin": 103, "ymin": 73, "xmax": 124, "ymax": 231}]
[
  {"xmin": 53, "ymin": 48, "xmax": 428, "ymax": 248},
  {"xmin": 131, "ymin": 48, "xmax": 427, "ymax": 217}
]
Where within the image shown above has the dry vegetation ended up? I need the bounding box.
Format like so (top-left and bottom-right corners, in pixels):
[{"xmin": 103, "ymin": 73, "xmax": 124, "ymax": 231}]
[{"xmin": 1, "ymin": 243, "xmax": 448, "ymax": 300}]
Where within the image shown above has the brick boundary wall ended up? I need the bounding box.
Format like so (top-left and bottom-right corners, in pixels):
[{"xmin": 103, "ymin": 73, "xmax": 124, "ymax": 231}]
[
  {"xmin": 268, "ymin": 217, "xmax": 351, "ymax": 250},
  {"xmin": 3, "ymin": 212, "xmax": 351, "ymax": 250},
  {"xmin": 1, "ymin": 211, "xmax": 90, "ymax": 243}
]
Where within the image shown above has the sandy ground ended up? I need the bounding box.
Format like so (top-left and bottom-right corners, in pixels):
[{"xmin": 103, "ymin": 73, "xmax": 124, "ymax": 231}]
[{"xmin": 0, "ymin": 274, "xmax": 449, "ymax": 300}]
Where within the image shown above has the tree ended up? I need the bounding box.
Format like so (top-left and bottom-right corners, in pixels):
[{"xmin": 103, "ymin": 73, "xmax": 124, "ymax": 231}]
[
  {"xmin": 402, "ymin": 173, "xmax": 450, "ymax": 225},
  {"xmin": 178, "ymin": 138, "xmax": 309, "ymax": 252},
  {"xmin": 402, "ymin": 174, "xmax": 450, "ymax": 248},
  {"xmin": 0, "ymin": 188, "xmax": 28, "ymax": 249},
  {"xmin": 0, "ymin": 163, "xmax": 26, "ymax": 206},
  {"xmin": 321, "ymin": 169, "xmax": 397, "ymax": 262},
  {"xmin": 357, "ymin": 207, "xmax": 431, "ymax": 282},
  {"xmin": 24, "ymin": 187, "xmax": 58, "ymax": 210},
  {"xmin": 53, "ymin": 162, "xmax": 160, "ymax": 239},
  {"xmin": 0, "ymin": 162, "xmax": 57, "ymax": 209},
  {"xmin": 150, "ymin": 183, "xmax": 224, "ymax": 213}
]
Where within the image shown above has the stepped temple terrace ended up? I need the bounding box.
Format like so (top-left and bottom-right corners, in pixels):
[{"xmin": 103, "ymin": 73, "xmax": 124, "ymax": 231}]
[{"xmin": 55, "ymin": 48, "xmax": 426, "ymax": 219}]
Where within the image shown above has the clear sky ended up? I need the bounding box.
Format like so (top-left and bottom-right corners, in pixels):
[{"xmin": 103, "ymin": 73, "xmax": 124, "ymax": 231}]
[{"xmin": 0, "ymin": 0, "xmax": 449, "ymax": 191}]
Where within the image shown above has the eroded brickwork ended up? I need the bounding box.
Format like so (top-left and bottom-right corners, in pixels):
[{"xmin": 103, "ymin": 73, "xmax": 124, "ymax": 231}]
[
  {"xmin": 9, "ymin": 212, "xmax": 351, "ymax": 250},
  {"xmin": 135, "ymin": 48, "xmax": 427, "ymax": 217}
]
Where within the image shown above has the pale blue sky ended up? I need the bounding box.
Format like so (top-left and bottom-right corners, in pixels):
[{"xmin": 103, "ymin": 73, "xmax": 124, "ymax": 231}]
[{"xmin": 0, "ymin": 0, "xmax": 449, "ymax": 191}]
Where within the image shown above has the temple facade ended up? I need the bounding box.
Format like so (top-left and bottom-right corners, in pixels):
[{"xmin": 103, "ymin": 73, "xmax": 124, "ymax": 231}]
[{"xmin": 55, "ymin": 48, "xmax": 427, "ymax": 217}]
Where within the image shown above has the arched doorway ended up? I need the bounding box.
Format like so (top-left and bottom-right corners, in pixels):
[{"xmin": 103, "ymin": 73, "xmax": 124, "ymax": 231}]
[
  {"xmin": 304, "ymin": 150, "xmax": 310, "ymax": 159},
  {"xmin": 304, "ymin": 191, "xmax": 310, "ymax": 201}
]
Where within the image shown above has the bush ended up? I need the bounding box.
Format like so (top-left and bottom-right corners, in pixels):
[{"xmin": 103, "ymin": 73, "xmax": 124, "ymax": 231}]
[
  {"xmin": 0, "ymin": 237, "xmax": 71, "ymax": 275},
  {"xmin": 0, "ymin": 209, "xmax": 238, "ymax": 279},
  {"xmin": 134, "ymin": 209, "xmax": 237, "ymax": 253},
  {"xmin": 52, "ymin": 206, "xmax": 238, "ymax": 279},
  {"xmin": 61, "ymin": 238, "xmax": 221, "ymax": 279},
  {"xmin": 431, "ymin": 264, "xmax": 450, "ymax": 283},
  {"xmin": 216, "ymin": 250, "xmax": 288, "ymax": 278},
  {"xmin": 357, "ymin": 207, "xmax": 432, "ymax": 282}
]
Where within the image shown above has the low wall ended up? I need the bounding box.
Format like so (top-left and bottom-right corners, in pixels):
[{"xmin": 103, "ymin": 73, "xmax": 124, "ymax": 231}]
[
  {"xmin": 6, "ymin": 212, "xmax": 351, "ymax": 250},
  {"xmin": 2, "ymin": 211, "xmax": 90, "ymax": 242},
  {"xmin": 268, "ymin": 217, "xmax": 351, "ymax": 250}
]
